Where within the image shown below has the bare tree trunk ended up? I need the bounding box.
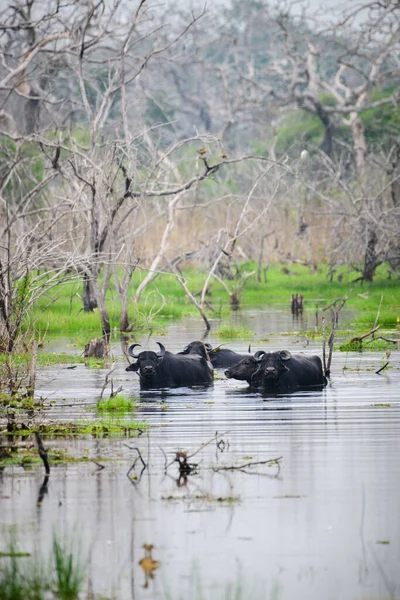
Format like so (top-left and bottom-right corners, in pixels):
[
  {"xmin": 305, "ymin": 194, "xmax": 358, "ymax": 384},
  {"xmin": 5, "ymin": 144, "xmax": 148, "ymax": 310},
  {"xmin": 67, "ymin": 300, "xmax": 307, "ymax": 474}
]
[
  {"xmin": 25, "ymin": 97, "xmax": 40, "ymax": 134},
  {"xmin": 350, "ymin": 114, "xmax": 366, "ymax": 179},
  {"xmin": 391, "ymin": 143, "xmax": 400, "ymax": 208},
  {"xmin": 257, "ymin": 231, "xmax": 274, "ymax": 282},
  {"xmin": 364, "ymin": 227, "xmax": 378, "ymax": 282},
  {"xmin": 83, "ymin": 274, "xmax": 98, "ymax": 312},
  {"xmin": 91, "ymin": 279, "xmax": 111, "ymax": 337}
]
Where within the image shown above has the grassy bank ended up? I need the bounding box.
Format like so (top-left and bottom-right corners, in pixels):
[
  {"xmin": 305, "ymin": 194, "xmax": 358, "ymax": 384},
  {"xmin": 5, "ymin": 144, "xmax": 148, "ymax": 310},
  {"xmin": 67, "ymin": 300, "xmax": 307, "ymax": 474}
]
[{"xmin": 31, "ymin": 263, "xmax": 399, "ymax": 335}]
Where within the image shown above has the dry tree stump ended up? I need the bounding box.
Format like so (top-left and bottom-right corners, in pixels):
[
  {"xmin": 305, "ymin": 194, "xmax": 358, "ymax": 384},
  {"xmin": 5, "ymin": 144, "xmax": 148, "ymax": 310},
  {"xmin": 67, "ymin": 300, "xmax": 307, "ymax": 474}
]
[{"xmin": 84, "ymin": 337, "xmax": 107, "ymax": 358}]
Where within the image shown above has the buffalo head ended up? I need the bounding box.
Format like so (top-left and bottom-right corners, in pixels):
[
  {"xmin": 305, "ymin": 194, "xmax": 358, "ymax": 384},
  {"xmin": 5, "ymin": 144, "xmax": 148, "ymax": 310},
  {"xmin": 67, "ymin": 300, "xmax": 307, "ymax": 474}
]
[
  {"xmin": 251, "ymin": 350, "xmax": 291, "ymax": 385},
  {"xmin": 126, "ymin": 342, "xmax": 166, "ymax": 379},
  {"xmin": 224, "ymin": 351, "xmax": 266, "ymax": 383}
]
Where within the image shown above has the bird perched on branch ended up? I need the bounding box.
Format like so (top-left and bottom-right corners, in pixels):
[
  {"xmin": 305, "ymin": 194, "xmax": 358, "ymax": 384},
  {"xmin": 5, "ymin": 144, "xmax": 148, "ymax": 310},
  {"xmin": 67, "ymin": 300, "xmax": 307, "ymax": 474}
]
[{"xmin": 197, "ymin": 147, "xmax": 207, "ymax": 155}]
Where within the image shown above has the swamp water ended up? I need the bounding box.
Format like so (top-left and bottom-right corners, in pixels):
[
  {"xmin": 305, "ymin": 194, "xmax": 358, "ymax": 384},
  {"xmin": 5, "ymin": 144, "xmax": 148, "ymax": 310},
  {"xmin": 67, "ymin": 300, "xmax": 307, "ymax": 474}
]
[{"xmin": 1, "ymin": 309, "xmax": 400, "ymax": 600}]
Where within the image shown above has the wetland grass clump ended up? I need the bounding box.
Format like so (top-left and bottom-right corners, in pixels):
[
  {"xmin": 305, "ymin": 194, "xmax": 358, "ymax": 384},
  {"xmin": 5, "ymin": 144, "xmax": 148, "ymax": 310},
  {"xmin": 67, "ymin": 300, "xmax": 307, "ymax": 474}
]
[
  {"xmin": 0, "ymin": 417, "xmax": 147, "ymax": 440},
  {"xmin": 0, "ymin": 531, "xmax": 86, "ymax": 600},
  {"xmin": 97, "ymin": 394, "xmax": 134, "ymax": 412},
  {"xmin": 52, "ymin": 534, "xmax": 86, "ymax": 600},
  {"xmin": 217, "ymin": 323, "xmax": 255, "ymax": 339}
]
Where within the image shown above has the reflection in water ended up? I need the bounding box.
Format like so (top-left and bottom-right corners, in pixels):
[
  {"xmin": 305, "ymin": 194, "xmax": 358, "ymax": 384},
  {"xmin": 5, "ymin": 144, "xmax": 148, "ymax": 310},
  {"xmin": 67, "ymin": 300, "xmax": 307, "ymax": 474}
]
[
  {"xmin": 139, "ymin": 543, "xmax": 160, "ymax": 589},
  {"xmin": 1, "ymin": 315, "xmax": 399, "ymax": 600}
]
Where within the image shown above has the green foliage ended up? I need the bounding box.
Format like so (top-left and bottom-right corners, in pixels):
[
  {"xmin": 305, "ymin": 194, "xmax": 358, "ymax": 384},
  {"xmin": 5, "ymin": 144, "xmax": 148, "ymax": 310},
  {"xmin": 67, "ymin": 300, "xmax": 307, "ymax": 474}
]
[
  {"xmin": 0, "ymin": 137, "xmax": 45, "ymax": 199},
  {"xmin": 14, "ymin": 263, "xmax": 400, "ymax": 339},
  {"xmin": 339, "ymin": 338, "xmax": 394, "ymax": 352},
  {"xmin": 274, "ymin": 110, "xmax": 324, "ymax": 156},
  {"xmin": 0, "ymin": 446, "xmax": 84, "ymax": 468},
  {"xmin": 97, "ymin": 394, "xmax": 134, "ymax": 412},
  {"xmin": 360, "ymin": 87, "xmax": 400, "ymax": 148},
  {"xmin": 218, "ymin": 324, "xmax": 255, "ymax": 339},
  {"xmin": 1, "ymin": 418, "xmax": 146, "ymax": 438},
  {"xmin": 52, "ymin": 533, "xmax": 85, "ymax": 600},
  {"xmin": 0, "ymin": 530, "xmax": 86, "ymax": 600},
  {"xmin": 271, "ymin": 86, "xmax": 400, "ymax": 157}
]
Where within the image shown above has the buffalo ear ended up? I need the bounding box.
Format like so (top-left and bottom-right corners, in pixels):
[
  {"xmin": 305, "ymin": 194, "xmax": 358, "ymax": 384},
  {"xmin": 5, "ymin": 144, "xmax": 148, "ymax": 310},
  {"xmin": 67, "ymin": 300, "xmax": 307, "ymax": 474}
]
[
  {"xmin": 126, "ymin": 362, "xmax": 139, "ymax": 372},
  {"xmin": 279, "ymin": 350, "xmax": 291, "ymax": 361}
]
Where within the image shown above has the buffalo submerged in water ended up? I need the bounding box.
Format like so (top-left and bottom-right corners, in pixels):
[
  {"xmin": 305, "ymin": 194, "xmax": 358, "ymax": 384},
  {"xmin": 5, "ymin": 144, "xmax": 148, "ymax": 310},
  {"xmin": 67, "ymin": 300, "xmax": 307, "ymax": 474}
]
[
  {"xmin": 126, "ymin": 342, "xmax": 214, "ymax": 389},
  {"xmin": 180, "ymin": 341, "xmax": 251, "ymax": 369},
  {"xmin": 225, "ymin": 350, "xmax": 327, "ymax": 391}
]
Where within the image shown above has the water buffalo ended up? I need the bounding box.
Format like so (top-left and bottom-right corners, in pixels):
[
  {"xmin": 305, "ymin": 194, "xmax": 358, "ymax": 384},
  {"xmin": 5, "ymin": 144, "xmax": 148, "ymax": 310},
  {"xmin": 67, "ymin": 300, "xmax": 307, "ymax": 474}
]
[
  {"xmin": 178, "ymin": 340, "xmax": 212, "ymax": 362},
  {"xmin": 126, "ymin": 342, "xmax": 213, "ymax": 389},
  {"xmin": 223, "ymin": 351, "xmax": 266, "ymax": 384},
  {"xmin": 180, "ymin": 341, "xmax": 250, "ymax": 369},
  {"xmin": 225, "ymin": 350, "xmax": 327, "ymax": 391}
]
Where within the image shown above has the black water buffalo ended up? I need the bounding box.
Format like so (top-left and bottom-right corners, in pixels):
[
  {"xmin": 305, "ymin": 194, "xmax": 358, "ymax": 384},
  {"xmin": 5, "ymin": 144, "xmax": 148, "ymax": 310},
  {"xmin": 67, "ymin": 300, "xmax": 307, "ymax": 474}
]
[
  {"xmin": 178, "ymin": 340, "xmax": 212, "ymax": 362},
  {"xmin": 126, "ymin": 342, "xmax": 213, "ymax": 389},
  {"xmin": 225, "ymin": 350, "xmax": 327, "ymax": 391},
  {"xmin": 223, "ymin": 352, "xmax": 266, "ymax": 384},
  {"xmin": 180, "ymin": 341, "xmax": 250, "ymax": 369}
]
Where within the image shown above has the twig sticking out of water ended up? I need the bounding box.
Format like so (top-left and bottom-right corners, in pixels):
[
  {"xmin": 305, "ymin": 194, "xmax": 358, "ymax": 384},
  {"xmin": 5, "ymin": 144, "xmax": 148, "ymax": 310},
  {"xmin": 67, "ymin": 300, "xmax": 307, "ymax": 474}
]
[
  {"xmin": 99, "ymin": 365, "xmax": 123, "ymax": 401},
  {"xmin": 366, "ymin": 335, "xmax": 397, "ymax": 345},
  {"xmin": 322, "ymin": 290, "xmax": 352, "ymax": 378},
  {"xmin": 213, "ymin": 456, "xmax": 282, "ymax": 476},
  {"xmin": 376, "ymin": 362, "xmax": 390, "ymax": 375},
  {"xmin": 159, "ymin": 430, "xmax": 231, "ymax": 478},
  {"xmin": 34, "ymin": 431, "xmax": 50, "ymax": 475},
  {"xmin": 376, "ymin": 349, "xmax": 391, "ymax": 375},
  {"xmin": 91, "ymin": 460, "xmax": 105, "ymax": 471},
  {"xmin": 124, "ymin": 445, "xmax": 147, "ymax": 483},
  {"xmin": 186, "ymin": 430, "xmax": 230, "ymax": 461}
]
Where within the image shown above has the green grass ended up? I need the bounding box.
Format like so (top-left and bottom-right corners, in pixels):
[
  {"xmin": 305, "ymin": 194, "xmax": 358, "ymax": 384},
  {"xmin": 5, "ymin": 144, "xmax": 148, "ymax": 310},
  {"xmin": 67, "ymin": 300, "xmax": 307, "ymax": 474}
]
[
  {"xmin": 17, "ymin": 262, "xmax": 400, "ymax": 336},
  {"xmin": 97, "ymin": 394, "xmax": 134, "ymax": 412},
  {"xmin": 0, "ymin": 418, "xmax": 147, "ymax": 438},
  {"xmin": 0, "ymin": 446, "xmax": 84, "ymax": 468},
  {"xmin": 339, "ymin": 338, "xmax": 395, "ymax": 351},
  {"xmin": 218, "ymin": 323, "xmax": 255, "ymax": 339},
  {"xmin": 52, "ymin": 533, "xmax": 86, "ymax": 600},
  {"xmin": 0, "ymin": 530, "xmax": 86, "ymax": 600},
  {"xmin": 0, "ymin": 352, "xmax": 106, "ymax": 367}
]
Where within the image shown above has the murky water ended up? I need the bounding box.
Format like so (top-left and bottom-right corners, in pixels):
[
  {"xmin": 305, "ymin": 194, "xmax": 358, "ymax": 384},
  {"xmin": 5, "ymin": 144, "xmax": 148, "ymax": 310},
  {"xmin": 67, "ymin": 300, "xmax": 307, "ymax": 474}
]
[{"xmin": 1, "ymin": 310, "xmax": 400, "ymax": 600}]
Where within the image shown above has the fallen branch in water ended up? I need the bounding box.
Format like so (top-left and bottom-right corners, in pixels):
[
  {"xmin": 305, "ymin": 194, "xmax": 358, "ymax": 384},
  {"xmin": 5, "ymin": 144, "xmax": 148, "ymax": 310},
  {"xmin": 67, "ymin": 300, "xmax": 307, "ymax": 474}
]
[
  {"xmin": 350, "ymin": 325, "xmax": 380, "ymax": 344},
  {"xmin": 213, "ymin": 456, "xmax": 282, "ymax": 475},
  {"xmin": 159, "ymin": 431, "xmax": 230, "ymax": 478},
  {"xmin": 186, "ymin": 430, "xmax": 230, "ymax": 461},
  {"xmin": 376, "ymin": 362, "xmax": 390, "ymax": 375},
  {"xmin": 366, "ymin": 335, "xmax": 398, "ymax": 345}
]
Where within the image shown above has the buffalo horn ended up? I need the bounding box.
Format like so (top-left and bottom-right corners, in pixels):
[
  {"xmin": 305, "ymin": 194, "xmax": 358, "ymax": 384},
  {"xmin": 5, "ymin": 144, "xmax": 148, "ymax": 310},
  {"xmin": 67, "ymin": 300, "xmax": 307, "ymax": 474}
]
[
  {"xmin": 254, "ymin": 350, "xmax": 266, "ymax": 361},
  {"xmin": 280, "ymin": 350, "xmax": 291, "ymax": 361},
  {"xmin": 156, "ymin": 342, "xmax": 166, "ymax": 357},
  {"xmin": 128, "ymin": 343, "xmax": 141, "ymax": 358}
]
